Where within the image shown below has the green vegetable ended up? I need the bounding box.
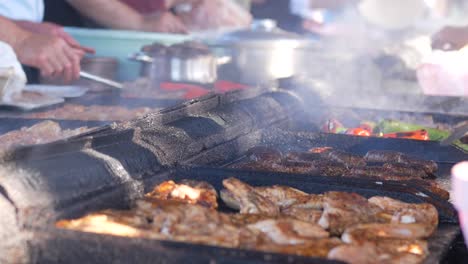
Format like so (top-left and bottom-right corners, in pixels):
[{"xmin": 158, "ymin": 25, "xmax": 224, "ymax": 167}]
[{"xmin": 378, "ymin": 120, "xmax": 468, "ymax": 152}]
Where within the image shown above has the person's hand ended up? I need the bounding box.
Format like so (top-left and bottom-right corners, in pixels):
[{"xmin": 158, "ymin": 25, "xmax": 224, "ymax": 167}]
[
  {"xmin": 140, "ymin": 12, "xmax": 187, "ymax": 33},
  {"xmin": 432, "ymin": 26, "xmax": 468, "ymax": 51},
  {"xmin": 15, "ymin": 33, "xmax": 85, "ymax": 83},
  {"xmin": 15, "ymin": 21, "xmax": 95, "ymax": 54}
]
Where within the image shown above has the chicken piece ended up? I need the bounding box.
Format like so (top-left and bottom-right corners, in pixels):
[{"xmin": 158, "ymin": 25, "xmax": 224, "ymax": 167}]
[
  {"xmin": 56, "ymin": 210, "xmax": 151, "ymax": 238},
  {"xmin": 228, "ymin": 213, "xmax": 273, "ymax": 227},
  {"xmin": 136, "ymin": 199, "xmax": 253, "ymax": 248},
  {"xmin": 255, "ymin": 238, "xmax": 343, "ymax": 258},
  {"xmin": 326, "ymin": 150, "xmax": 367, "ymax": 168},
  {"xmin": 146, "ymin": 180, "xmax": 218, "ymax": 209},
  {"xmin": 247, "ymin": 219, "xmax": 329, "ymax": 245},
  {"xmin": 368, "ymin": 196, "xmax": 438, "ymax": 234},
  {"xmin": 328, "ymin": 243, "xmax": 380, "ymax": 264},
  {"xmin": 231, "ymin": 160, "xmax": 317, "ymax": 174},
  {"xmin": 328, "ymin": 240, "xmax": 428, "ymax": 264},
  {"xmin": 318, "ymin": 192, "xmax": 385, "ymax": 235},
  {"xmin": 341, "ymin": 223, "xmax": 434, "ymax": 244},
  {"xmin": 246, "ymin": 146, "xmax": 283, "ymax": 163},
  {"xmin": 253, "ymin": 185, "xmax": 310, "ymax": 208},
  {"xmin": 281, "ymin": 206, "xmax": 323, "ymax": 224},
  {"xmin": 222, "ymin": 178, "xmax": 279, "ymax": 216},
  {"xmin": 220, "ymin": 189, "xmax": 241, "ymax": 210}
]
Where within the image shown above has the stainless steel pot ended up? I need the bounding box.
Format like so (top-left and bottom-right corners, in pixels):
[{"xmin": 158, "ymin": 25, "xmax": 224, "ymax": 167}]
[
  {"xmin": 210, "ymin": 19, "xmax": 317, "ymax": 85},
  {"xmin": 130, "ymin": 42, "xmax": 228, "ymax": 85}
]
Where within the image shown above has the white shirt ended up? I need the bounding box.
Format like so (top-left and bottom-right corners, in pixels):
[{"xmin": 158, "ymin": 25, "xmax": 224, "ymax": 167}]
[{"xmin": 0, "ymin": 0, "xmax": 45, "ymax": 22}]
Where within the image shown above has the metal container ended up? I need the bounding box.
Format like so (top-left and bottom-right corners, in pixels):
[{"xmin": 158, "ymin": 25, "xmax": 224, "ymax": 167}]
[
  {"xmin": 210, "ymin": 19, "xmax": 317, "ymax": 85},
  {"xmin": 130, "ymin": 42, "xmax": 224, "ymax": 85}
]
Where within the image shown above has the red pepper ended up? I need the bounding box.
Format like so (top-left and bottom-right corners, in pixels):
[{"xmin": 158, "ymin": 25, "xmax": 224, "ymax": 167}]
[
  {"xmin": 383, "ymin": 129, "xmax": 429, "ymax": 141},
  {"xmin": 345, "ymin": 128, "xmax": 372, "ymax": 137}
]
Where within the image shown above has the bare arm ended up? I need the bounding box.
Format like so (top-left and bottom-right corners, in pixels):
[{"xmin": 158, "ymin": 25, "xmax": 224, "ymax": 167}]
[
  {"xmin": 66, "ymin": 0, "xmax": 187, "ymax": 33},
  {"xmin": 0, "ymin": 15, "xmax": 84, "ymax": 83},
  {"xmin": 66, "ymin": 0, "xmax": 144, "ymax": 30},
  {"xmin": 0, "ymin": 15, "xmax": 31, "ymax": 49}
]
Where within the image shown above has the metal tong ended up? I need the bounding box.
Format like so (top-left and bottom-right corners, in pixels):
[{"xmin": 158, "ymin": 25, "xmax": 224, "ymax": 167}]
[
  {"xmin": 79, "ymin": 71, "xmax": 123, "ymax": 89},
  {"xmin": 440, "ymin": 121, "xmax": 468, "ymax": 146}
]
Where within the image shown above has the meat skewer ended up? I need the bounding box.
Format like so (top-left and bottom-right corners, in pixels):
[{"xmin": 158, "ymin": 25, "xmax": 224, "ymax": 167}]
[{"xmin": 326, "ymin": 150, "xmax": 367, "ymax": 168}]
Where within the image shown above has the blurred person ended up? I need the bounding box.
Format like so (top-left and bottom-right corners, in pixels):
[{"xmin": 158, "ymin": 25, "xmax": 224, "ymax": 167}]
[
  {"xmin": 0, "ymin": 15, "xmax": 87, "ymax": 84},
  {"xmin": 121, "ymin": 0, "xmax": 252, "ymax": 32}
]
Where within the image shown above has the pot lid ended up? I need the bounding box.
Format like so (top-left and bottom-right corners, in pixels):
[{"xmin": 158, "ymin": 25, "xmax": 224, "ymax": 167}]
[{"xmin": 216, "ymin": 19, "xmax": 308, "ymax": 46}]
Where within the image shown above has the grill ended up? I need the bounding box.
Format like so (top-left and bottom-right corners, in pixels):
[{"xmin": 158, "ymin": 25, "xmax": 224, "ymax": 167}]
[{"xmin": 0, "ymin": 87, "xmax": 466, "ymax": 263}]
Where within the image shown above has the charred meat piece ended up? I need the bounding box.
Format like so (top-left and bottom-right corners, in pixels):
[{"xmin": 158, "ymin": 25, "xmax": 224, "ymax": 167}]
[
  {"xmin": 247, "ymin": 219, "xmax": 329, "ymax": 245},
  {"xmin": 246, "ymin": 146, "xmax": 283, "ymax": 162},
  {"xmin": 368, "ymin": 196, "xmax": 438, "ymax": 234},
  {"xmin": 285, "ymin": 152, "xmax": 321, "ymax": 163},
  {"xmin": 326, "ymin": 150, "xmax": 367, "ymax": 168},
  {"xmin": 364, "ymin": 150, "xmax": 438, "ymax": 174},
  {"xmin": 341, "ymin": 223, "xmax": 434, "ymax": 244},
  {"xmin": 311, "ymin": 159, "xmax": 350, "ymax": 177},
  {"xmin": 349, "ymin": 167, "xmax": 423, "ymax": 181},
  {"xmin": 364, "ymin": 150, "xmax": 408, "ymax": 163},
  {"xmin": 383, "ymin": 163, "xmax": 433, "ymax": 179},
  {"xmin": 222, "ymin": 178, "xmax": 279, "ymax": 216},
  {"xmin": 232, "ymin": 160, "xmax": 317, "ymax": 175},
  {"xmin": 318, "ymin": 192, "xmax": 385, "ymax": 235},
  {"xmin": 146, "ymin": 180, "xmax": 218, "ymax": 209}
]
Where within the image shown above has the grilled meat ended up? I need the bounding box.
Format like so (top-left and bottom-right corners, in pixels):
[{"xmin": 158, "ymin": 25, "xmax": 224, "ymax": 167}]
[
  {"xmin": 247, "ymin": 219, "xmax": 329, "ymax": 245},
  {"xmin": 383, "ymin": 163, "xmax": 432, "ymax": 179},
  {"xmin": 368, "ymin": 196, "xmax": 438, "ymax": 234},
  {"xmin": 328, "ymin": 240, "xmax": 428, "ymax": 264},
  {"xmin": 232, "ymin": 160, "xmax": 317, "ymax": 174},
  {"xmin": 136, "ymin": 199, "xmax": 253, "ymax": 248},
  {"xmin": 222, "ymin": 178, "xmax": 279, "ymax": 216},
  {"xmin": 56, "ymin": 210, "xmax": 150, "ymax": 238},
  {"xmin": 349, "ymin": 167, "xmax": 423, "ymax": 181},
  {"xmin": 246, "ymin": 146, "xmax": 283, "ymax": 162},
  {"xmin": 146, "ymin": 180, "xmax": 218, "ymax": 209},
  {"xmin": 285, "ymin": 151, "xmax": 321, "ymax": 163},
  {"xmin": 341, "ymin": 223, "xmax": 434, "ymax": 244},
  {"xmin": 254, "ymin": 185, "xmax": 311, "ymax": 208},
  {"xmin": 255, "ymin": 238, "xmax": 343, "ymax": 258},
  {"xmin": 364, "ymin": 150, "xmax": 438, "ymax": 174},
  {"xmin": 281, "ymin": 206, "xmax": 323, "ymax": 223},
  {"xmin": 311, "ymin": 159, "xmax": 350, "ymax": 177},
  {"xmin": 326, "ymin": 150, "xmax": 367, "ymax": 168},
  {"xmin": 318, "ymin": 192, "xmax": 385, "ymax": 235}
]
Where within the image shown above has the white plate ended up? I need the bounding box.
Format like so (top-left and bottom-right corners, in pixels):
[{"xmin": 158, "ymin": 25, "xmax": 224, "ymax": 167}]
[{"xmin": 25, "ymin": 84, "xmax": 88, "ymax": 98}]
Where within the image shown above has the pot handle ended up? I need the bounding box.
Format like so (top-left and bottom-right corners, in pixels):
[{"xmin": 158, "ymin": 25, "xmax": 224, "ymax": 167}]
[{"xmin": 128, "ymin": 52, "xmax": 154, "ymax": 63}]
